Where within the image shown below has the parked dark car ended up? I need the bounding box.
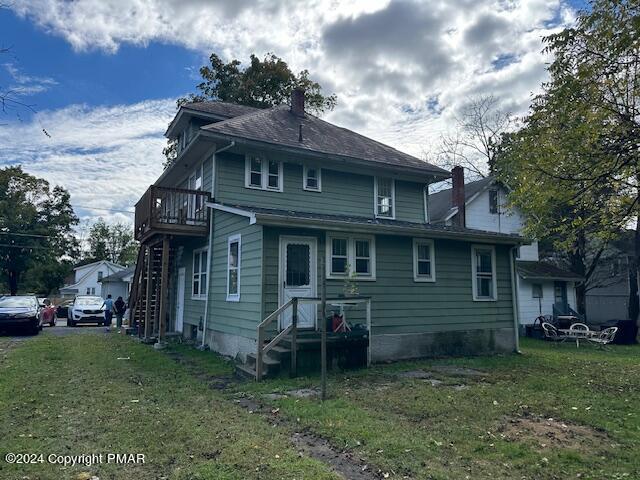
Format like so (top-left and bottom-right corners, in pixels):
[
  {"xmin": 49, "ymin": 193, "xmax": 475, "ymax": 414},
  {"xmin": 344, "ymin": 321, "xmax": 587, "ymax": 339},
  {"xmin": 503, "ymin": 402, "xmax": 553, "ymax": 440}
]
[
  {"xmin": 56, "ymin": 299, "xmax": 73, "ymax": 319},
  {"xmin": 0, "ymin": 295, "xmax": 42, "ymax": 334}
]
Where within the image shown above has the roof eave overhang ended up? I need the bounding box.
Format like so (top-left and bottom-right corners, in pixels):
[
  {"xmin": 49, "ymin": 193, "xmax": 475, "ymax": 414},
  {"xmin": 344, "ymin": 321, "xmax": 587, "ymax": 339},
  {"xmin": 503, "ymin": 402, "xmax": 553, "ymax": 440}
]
[
  {"xmin": 200, "ymin": 130, "xmax": 450, "ymax": 182},
  {"xmin": 155, "ymin": 132, "xmax": 217, "ymax": 187},
  {"xmin": 256, "ymin": 215, "xmax": 522, "ymax": 244},
  {"xmin": 518, "ymin": 273, "xmax": 584, "ymax": 282},
  {"xmin": 165, "ymin": 108, "xmax": 233, "ymax": 138}
]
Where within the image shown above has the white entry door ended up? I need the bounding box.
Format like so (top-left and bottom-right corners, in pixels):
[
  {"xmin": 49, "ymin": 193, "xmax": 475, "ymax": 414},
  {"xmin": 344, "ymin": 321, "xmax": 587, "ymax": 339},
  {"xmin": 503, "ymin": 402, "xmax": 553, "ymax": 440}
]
[
  {"xmin": 279, "ymin": 236, "xmax": 317, "ymax": 330},
  {"xmin": 175, "ymin": 267, "xmax": 186, "ymax": 333}
]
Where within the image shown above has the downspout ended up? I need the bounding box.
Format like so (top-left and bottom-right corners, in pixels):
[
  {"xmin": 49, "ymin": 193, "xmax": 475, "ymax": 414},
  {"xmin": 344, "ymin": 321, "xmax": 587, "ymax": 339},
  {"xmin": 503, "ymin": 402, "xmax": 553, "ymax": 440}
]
[
  {"xmin": 200, "ymin": 141, "xmax": 235, "ymax": 350},
  {"xmin": 509, "ymin": 246, "xmax": 521, "ymax": 354}
]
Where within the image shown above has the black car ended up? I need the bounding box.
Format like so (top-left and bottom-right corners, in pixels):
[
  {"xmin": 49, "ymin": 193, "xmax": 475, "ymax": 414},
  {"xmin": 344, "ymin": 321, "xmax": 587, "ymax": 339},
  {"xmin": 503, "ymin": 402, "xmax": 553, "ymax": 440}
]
[
  {"xmin": 56, "ymin": 299, "xmax": 73, "ymax": 319},
  {"xmin": 0, "ymin": 295, "xmax": 42, "ymax": 335}
]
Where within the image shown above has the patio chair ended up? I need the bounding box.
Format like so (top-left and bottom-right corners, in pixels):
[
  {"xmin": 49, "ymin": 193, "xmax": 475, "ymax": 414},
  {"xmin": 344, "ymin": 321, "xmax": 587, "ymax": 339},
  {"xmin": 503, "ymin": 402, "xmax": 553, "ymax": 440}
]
[
  {"xmin": 588, "ymin": 327, "xmax": 618, "ymax": 350},
  {"xmin": 542, "ymin": 322, "xmax": 565, "ymax": 345},
  {"xmin": 568, "ymin": 322, "xmax": 590, "ymax": 348}
]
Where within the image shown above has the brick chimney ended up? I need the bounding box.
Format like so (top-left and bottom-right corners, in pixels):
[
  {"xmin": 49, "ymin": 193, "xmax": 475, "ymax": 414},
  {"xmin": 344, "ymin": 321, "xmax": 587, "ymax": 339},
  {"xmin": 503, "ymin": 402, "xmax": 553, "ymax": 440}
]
[
  {"xmin": 451, "ymin": 166, "xmax": 466, "ymax": 228},
  {"xmin": 291, "ymin": 88, "xmax": 305, "ymax": 117}
]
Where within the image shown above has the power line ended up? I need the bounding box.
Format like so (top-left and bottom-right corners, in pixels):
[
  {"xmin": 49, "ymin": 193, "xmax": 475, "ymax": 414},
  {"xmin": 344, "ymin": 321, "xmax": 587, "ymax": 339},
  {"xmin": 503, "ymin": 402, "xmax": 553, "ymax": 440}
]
[
  {"xmin": 74, "ymin": 205, "xmax": 135, "ymax": 214},
  {"xmin": 0, "ymin": 231, "xmax": 53, "ymax": 239},
  {"xmin": 0, "ymin": 243, "xmax": 50, "ymax": 249}
]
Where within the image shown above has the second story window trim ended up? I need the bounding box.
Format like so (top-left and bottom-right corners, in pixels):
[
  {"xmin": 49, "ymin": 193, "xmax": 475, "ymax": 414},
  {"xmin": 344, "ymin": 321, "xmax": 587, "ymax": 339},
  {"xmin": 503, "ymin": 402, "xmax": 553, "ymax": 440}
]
[
  {"xmin": 244, "ymin": 154, "xmax": 283, "ymax": 192},
  {"xmin": 374, "ymin": 177, "xmax": 395, "ymax": 219},
  {"xmin": 303, "ymin": 165, "xmax": 322, "ymax": 192}
]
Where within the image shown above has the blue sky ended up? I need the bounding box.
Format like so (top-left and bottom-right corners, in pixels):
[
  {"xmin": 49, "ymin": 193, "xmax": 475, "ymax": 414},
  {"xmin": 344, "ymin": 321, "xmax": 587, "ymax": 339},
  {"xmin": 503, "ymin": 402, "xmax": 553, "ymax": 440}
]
[{"xmin": 0, "ymin": 0, "xmax": 585, "ymax": 225}]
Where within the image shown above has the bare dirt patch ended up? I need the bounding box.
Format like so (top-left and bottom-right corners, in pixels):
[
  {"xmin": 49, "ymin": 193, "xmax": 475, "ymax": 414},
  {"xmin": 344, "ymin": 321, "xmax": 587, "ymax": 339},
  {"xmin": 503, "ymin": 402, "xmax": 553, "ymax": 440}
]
[
  {"xmin": 234, "ymin": 394, "xmax": 385, "ymax": 479},
  {"xmin": 499, "ymin": 414, "xmax": 611, "ymax": 452}
]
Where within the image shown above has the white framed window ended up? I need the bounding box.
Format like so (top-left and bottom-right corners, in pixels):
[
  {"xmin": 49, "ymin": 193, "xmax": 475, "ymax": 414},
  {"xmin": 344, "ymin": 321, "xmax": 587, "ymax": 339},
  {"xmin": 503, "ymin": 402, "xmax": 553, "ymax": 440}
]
[
  {"xmin": 245, "ymin": 155, "xmax": 283, "ymax": 192},
  {"xmin": 192, "ymin": 247, "xmax": 208, "ymax": 300},
  {"xmin": 188, "ymin": 163, "xmax": 204, "ymax": 214},
  {"xmin": 226, "ymin": 234, "xmax": 241, "ymax": 302},
  {"xmin": 374, "ymin": 177, "xmax": 395, "ymax": 219},
  {"xmin": 326, "ymin": 234, "xmax": 376, "ymax": 280},
  {"xmin": 97, "ymin": 271, "xmax": 103, "ymax": 281},
  {"xmin": 489, "ymin": 189, "xmax": 499, "ymax": 214},
  {"xmin": 303, "ymin": 166, "xmax": 322, "ymax": 192},
  {"xmin": 471, "ymin": 245, "xmax": 497, "ymax": 301},
  {"xmin": 413, "ymin": 239, "xmax": 435, "ymax": 282},
  {"xmin": 423, "ymin": 186, "xmax": 430, "ymax": 223}
]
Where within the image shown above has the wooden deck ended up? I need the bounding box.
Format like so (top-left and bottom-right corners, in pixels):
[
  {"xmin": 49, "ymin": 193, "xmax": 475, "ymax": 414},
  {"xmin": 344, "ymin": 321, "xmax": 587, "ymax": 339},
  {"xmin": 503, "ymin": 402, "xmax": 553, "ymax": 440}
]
[{"xmin": 134, "ymin": 185, "xmax": 211, "ymax": 243}]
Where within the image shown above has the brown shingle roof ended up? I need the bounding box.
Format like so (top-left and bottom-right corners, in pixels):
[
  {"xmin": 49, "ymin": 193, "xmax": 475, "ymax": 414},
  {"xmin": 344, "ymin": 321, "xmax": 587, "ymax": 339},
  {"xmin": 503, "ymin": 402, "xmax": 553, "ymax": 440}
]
[
  {"xmin": 202, "ymin": 106, "xmax": 448, "ymax": 176},
  {"xmin": 516, "ymin": 261, "xmax": 583, "ymax": 281}
]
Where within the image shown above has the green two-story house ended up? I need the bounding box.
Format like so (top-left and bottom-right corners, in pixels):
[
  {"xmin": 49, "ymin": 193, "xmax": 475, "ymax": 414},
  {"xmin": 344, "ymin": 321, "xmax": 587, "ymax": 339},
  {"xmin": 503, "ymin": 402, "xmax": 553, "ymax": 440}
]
[{"xmin": 131, "ymin": 89, "xmax": 522, "ymax": 378}]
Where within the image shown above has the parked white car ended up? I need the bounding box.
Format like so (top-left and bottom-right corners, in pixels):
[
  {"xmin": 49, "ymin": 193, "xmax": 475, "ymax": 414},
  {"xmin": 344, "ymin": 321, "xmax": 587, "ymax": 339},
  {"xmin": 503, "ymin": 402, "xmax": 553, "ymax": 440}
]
[{"xmin": 68, "ymin": 296, "xmax": 105, "ymax": 327}]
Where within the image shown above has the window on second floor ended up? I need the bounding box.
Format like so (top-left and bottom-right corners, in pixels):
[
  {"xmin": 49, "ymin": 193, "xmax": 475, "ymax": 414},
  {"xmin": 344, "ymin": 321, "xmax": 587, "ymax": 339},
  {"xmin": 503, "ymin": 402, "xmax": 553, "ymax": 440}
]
[
  {"xmin": 489, "ymin": 189, "xmax": 499, "ymax": 214},
  {"xmin": 375, "ymin": 177, "xmax": 395, "ymax": 219},
  {"xmin": 303, "ymin": 166, "xmax": 321, "ymax": 192},
  {"xmin": 423, "ymin": 186, "xmax": 430, "ymax": 223},
  {"xmin": 245, "ymin": 155, "xmax": 283, "ymax": 192},
  {"xmin": 97, "ymin": 271, "xmax": 103, "ymax": 281}
]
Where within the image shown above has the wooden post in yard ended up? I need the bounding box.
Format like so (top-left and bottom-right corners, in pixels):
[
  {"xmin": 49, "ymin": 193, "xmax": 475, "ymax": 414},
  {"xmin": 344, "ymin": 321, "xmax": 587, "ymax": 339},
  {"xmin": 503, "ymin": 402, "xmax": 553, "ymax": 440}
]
[
  {"xmin": 155, "ymin": 237, "xmax": 169, "ymax": 349},
  {"xmin": 320, "ymin": 257, "xmax": 327, "ymax": 401},
  {"xmin": 143, "ymin": 245, "xmax": 153, "ymax": 341},
  {"xmin": 290, "ymin": 297, "xmax": 298, "ymax": 378}
]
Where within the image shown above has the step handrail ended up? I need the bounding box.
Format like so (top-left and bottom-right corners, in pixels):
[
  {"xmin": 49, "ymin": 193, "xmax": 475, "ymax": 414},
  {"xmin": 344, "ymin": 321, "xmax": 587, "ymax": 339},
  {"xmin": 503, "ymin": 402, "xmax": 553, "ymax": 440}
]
[{"xmin": 256, "ymin": 298, "xmax": 298, "ymax": 380}]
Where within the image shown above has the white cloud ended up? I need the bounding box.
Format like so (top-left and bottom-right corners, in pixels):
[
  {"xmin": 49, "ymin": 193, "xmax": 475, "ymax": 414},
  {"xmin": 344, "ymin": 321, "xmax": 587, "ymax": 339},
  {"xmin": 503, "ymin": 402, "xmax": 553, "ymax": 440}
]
[
  {"xmin": 3, "ymin": 0, "xmax": 580, "ymax": 219},
  {"xmin": 0, "ymin": 99, "xmax": 174, "ymax": 225},
  {"xmin": 2, "ymin": 62, "xmax": 57, "ymax": 96}
]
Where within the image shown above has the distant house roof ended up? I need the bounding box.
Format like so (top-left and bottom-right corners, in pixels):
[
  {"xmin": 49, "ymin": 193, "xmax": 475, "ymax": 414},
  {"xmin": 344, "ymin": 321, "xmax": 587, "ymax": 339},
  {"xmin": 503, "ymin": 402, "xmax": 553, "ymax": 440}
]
[
  {"xmin": 99, "ymin": 266, "xmax": 135, "ymax": 283},
  {"xmin": 201, "ymin": 106, "xmax": 448, "ymax": 177},
  {"xmin": 208, "ymin": 202, "xmax": 523, "ymax": 245},
  {"xmin": 516, "ymin": 261, "xmax": 583, "ymax": 281},
  {"xmin": 429, "ymin": 176, "xmax": 496, "ymax": 223}
]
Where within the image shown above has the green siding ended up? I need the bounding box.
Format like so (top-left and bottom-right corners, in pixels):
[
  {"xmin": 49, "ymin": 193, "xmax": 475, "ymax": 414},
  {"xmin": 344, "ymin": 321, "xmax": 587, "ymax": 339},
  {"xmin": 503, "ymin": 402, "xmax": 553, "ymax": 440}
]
[
  {"xmin": 207, "ymin": 210, "xmax": 263, "ymax": 339},
  {"xmin": 262, "ymin": 227, "xmax": 514, "ymax": 336},
  {"xmin": 175, "ymin": 238, "xmax": 208, "ymax": 329},
  {"xmin": 215, "ymin": 152, "xmax": 426, "ymax": 223}
]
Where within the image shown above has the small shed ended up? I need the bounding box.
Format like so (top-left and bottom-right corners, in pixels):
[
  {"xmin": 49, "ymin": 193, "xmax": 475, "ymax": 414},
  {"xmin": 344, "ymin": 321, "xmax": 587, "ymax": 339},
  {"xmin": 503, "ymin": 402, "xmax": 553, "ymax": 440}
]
[{"xmin": 99, "ymin": 267, "xmax": 134, "ymax": 301}]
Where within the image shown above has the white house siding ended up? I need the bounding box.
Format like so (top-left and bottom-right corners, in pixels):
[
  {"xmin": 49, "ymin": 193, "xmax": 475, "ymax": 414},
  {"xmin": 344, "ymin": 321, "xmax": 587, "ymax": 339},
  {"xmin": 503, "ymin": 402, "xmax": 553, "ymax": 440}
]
[
  {"xmin": 465, "ymin": 189, "xmax": 523, "ymax": 234},
  {"xmin": 61, "ymin": 262, "xmax": 125, "ymax": 298},
  {"xmin": 517, "ymin": 277, "xmax": 577, "ymax": 325}
]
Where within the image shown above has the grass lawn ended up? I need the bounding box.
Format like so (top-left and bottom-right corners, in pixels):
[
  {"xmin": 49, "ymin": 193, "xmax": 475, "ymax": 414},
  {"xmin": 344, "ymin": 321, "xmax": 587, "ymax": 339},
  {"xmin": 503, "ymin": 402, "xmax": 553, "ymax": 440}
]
[{"xmin": 1, "ymin": 333, "xmax": 639, "ymax": 480}]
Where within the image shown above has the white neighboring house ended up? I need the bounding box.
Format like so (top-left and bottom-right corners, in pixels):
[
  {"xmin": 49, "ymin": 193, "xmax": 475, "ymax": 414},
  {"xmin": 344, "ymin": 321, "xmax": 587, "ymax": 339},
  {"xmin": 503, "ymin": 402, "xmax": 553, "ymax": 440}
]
[
  {"xmin": 428, "ymin": 172, "xmax": 582, "ymax": 327},
  {"xmin": 59, "ymin": 260, "xmax": 127, "ymax": 298},
  {"xmin": 98, "ymin": 266, "xmax": 134, "ymax": 301}
]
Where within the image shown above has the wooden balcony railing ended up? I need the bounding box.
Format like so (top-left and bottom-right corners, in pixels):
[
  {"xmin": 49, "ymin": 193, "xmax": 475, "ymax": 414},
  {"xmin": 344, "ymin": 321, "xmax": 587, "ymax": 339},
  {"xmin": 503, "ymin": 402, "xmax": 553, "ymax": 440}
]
[{"xmin": 135, "ymin": 186, "xmax": 211, "ymax": 242}]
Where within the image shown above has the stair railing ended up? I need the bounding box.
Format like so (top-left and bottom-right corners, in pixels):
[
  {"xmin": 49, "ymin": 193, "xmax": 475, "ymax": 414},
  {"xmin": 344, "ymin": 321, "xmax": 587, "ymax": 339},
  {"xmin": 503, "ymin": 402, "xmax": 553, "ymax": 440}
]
[{"xmin": 256, "ymin": 298, "xmax": 297, "ymax": 380}]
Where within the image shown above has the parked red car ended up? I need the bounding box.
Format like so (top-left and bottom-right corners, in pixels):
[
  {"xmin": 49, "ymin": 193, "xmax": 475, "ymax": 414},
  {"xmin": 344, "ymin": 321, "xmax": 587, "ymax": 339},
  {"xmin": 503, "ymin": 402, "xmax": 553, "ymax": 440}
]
[{"xmin": 38, "ymin": 298, "xmax": 56, "ymax": 327}]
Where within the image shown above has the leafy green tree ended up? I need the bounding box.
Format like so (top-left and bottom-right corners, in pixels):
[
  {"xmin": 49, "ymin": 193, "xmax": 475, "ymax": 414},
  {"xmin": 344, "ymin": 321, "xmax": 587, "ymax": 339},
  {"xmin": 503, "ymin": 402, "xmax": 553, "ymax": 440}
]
[
  {"xmin": 164, "ymin": 53, "xmax": 337, "ymax": 164},
  {"xmin": 495, "ymin": 0, "xmax": 640, "ymax": 317},
  {"xmin": 0, "ymin": 166, "xmax": 79, "ymax": 295},
  {"xmin": 85, "ymin": 219, "xmax": 137, "ymax": 266}
]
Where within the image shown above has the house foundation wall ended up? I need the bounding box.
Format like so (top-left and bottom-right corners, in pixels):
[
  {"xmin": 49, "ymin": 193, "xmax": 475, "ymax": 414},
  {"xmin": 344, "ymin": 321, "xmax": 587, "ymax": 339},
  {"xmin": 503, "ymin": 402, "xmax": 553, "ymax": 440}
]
[
  {"xmin": 371, "ymin": 327, "xmax": 515, "ymax": 362},
  {"xmin": 204, "ymin": 329, "xmax": 256, "ymax": 361}
]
